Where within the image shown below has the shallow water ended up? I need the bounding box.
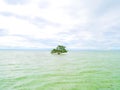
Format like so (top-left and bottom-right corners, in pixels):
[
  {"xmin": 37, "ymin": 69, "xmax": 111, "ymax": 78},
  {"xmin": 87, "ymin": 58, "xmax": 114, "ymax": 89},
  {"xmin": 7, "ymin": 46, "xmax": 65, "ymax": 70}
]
[{"xmin": 0, "ymin": 50, "xmax": 120, "ymax": 90}]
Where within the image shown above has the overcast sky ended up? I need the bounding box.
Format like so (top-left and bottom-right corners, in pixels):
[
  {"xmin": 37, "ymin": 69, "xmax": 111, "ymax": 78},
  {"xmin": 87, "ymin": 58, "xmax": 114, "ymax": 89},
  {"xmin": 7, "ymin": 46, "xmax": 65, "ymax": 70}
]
[{"xmin": 0, "ymin": 0, "xmax": 120, "ymax": 50}]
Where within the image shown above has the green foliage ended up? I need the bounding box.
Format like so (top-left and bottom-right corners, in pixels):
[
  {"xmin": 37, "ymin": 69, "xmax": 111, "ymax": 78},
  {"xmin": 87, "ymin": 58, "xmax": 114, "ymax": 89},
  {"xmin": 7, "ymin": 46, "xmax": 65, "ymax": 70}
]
[{"xmin": 51, "ymin": 45, "xmax": 68, "ymax": 54}]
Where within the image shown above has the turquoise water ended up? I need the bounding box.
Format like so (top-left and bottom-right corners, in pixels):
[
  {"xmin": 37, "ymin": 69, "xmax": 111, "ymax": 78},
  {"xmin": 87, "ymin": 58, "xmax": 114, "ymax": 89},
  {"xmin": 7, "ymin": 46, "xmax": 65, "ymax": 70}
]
[{"xmin": 0, "ymin": 50, "xmax": 120, "ymax": 90}]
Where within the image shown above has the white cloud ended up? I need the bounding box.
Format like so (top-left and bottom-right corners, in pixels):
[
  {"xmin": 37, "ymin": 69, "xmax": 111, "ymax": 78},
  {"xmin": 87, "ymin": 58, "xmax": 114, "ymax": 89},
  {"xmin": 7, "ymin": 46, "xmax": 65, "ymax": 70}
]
[
  {"xmin": 0, "ymin": 0, "xmax": 120, "ymax": 49},
  {"xmin": 0, "ymin": 35, "xmax": 53, "ymax": 48}
]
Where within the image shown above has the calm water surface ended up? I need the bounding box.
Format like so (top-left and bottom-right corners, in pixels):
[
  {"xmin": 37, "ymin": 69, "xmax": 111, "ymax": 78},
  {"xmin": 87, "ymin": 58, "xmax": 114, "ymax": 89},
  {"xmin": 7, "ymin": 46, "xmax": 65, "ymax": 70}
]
[{"xmin": 0, "ymin": 50, "xmax": 120, "ymax": 90}]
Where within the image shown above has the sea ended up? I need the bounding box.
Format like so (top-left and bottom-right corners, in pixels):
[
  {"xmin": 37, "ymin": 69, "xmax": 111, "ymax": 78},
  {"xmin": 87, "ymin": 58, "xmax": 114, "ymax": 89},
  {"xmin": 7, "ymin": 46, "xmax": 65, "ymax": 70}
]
[{"xmin": 0, "ymin": 50, "xmax": 120, "ymax": 90}]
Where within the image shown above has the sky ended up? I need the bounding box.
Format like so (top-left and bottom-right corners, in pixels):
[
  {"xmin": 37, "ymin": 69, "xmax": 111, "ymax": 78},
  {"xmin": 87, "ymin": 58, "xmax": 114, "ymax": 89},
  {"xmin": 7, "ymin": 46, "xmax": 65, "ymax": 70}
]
[{"xmin": 0, "ymin": 0, "xmax": 120, "ymax": 50}]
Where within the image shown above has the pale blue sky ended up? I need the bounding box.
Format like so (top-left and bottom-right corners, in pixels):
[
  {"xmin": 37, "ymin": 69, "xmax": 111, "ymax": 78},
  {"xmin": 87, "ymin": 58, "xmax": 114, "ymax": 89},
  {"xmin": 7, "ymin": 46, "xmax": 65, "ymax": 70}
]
[{"xmin": 0, "ymin": 0, "xmax": 120, "ymax": 50}]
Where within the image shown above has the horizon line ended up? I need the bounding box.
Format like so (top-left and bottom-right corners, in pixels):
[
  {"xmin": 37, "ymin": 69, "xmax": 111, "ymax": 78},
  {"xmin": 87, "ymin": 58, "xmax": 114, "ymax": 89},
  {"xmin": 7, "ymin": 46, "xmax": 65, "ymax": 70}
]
[{"xmin": 0, "ymin": 48, "xmax": 120, "ymax": 51}]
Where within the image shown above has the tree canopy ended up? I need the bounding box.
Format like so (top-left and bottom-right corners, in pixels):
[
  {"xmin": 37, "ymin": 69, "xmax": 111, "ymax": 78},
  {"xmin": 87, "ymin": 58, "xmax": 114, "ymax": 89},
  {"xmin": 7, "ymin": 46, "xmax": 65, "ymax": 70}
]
[{"xmin": 51, "ymin": 45, "xmax": 68, "ymax": 55}]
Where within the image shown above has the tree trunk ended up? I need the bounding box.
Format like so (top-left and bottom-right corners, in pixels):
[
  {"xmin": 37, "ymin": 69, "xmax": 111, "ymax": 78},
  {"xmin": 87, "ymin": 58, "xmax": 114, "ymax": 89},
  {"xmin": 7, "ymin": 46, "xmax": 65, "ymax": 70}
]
[{"xmin": 58, "ymin": 52, "xmax": 60, "ymax": 55}]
